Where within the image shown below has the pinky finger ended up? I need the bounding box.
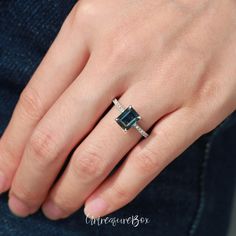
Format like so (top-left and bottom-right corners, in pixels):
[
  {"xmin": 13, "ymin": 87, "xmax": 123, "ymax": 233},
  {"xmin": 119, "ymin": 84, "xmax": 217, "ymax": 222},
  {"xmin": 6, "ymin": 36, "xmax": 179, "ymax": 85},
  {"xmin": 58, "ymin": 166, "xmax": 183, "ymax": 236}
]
[{"xmin": 84, "ymin": 107, "xmax": 208, "ymax": 218}]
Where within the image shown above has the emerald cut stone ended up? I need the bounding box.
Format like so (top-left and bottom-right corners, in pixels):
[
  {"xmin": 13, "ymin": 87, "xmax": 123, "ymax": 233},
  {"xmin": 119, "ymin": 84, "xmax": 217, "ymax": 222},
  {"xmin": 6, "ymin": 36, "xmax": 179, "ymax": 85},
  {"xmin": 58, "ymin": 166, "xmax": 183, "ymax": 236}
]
[{"xmin": 115, "ymin": 106, "xmax": 141, "ymax": 131}]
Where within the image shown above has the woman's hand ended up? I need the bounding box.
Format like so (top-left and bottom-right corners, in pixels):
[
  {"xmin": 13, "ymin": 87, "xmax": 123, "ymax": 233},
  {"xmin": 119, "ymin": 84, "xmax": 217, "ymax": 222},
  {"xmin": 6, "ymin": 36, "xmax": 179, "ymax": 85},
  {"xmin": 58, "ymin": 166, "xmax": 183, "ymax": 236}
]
[{"xmin": 0, "ymin": 0, "xmax": 235, "ymax": 220}]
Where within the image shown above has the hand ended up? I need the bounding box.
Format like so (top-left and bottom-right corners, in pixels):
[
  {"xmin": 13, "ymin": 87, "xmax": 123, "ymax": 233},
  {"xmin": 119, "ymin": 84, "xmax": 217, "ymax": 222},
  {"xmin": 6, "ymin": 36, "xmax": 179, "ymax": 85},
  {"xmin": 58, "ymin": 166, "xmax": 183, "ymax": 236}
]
[{"xmin": 0, "ymin": 0, "xmax": 235, "ymax": 220}]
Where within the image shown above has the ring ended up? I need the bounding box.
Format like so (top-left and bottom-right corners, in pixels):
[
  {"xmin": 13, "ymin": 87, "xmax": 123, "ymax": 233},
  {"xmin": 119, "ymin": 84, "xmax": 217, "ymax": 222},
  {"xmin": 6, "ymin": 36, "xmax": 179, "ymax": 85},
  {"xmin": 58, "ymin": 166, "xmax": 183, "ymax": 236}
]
[{"xmin": 112, "ymin": 98, "xmax": 149, "ymax": 138}]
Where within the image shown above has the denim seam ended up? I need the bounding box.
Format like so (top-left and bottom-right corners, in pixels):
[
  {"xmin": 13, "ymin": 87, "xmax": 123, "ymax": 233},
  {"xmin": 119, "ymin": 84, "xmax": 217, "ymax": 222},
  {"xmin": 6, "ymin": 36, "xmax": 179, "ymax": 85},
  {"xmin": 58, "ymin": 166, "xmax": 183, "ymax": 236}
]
[{"xmin": 188, "ymin": 116, "xmax": 232, "ymax": 236}]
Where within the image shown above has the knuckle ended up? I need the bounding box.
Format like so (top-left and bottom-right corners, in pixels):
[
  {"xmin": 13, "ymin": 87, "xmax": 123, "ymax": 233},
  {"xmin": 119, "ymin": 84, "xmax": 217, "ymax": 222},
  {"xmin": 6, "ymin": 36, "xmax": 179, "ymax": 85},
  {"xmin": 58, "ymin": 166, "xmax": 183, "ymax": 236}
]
[
  {"xmin": 50, "ymin": 197, "xmax": 75, "ymax": 215},
  {"xmin": 172, "ymin": 0, "xmax": 209, "ymax": 12},
  {"xmin": 198, "ymin": 115, "xmax": 218, "ymax": 135},
  {"xmin": 0, "ymin": 140, "xmax": 18, "ymax": 171},
  {"xmin": 11, "ymin": 185, "xmax": 39, "ymax": 206},
  {"xmin": 156, "ymin": 127, "xmax": 181, "ymax": 160},
  {"xmin": 157, "ymin": 127, "xmax": 173, "ymax": 150},
  {"xmin": 72, "ymin": 145, "xmax": 104, "ymax": 181},
  {"xmin": 187, "ymin": 106, "xmax": 217, "ymax": 135},
  {"xmin": 27, "ymin": 129, "xmax": 59, "ymax": 165},
  {"xmin": 18, "ymin": 85, "xmax": 43, "ymax": 120},
  {"xmin": 110, "ymin": 183, "xmax": 132, "ymax": 202},
  {"xmin": 107, "ymin": 35, "xmax": 137, "ymax": 66},
  {"xmin": 199, "ymin": 123, "xmax": 212, "ymax": 135},
  {"xmin": 72, "ymin": 0, "xmax": 97, "ymax": 27},
  {"xmin": 134, "ymin": 147, "xmax": 160, "ymax": 173}
]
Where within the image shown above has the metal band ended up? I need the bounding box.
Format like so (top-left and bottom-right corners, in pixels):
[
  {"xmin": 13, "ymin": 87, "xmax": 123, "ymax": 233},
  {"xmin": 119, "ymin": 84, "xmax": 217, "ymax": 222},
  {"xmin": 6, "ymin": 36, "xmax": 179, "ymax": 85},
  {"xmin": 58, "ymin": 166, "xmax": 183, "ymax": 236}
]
[
  {"xmin": 112, "ymin": 98, "xmax": 126, "ymax": 112},
  {"xmin": 133, "ymin": 123, "xmax": 149, "ymax": 138}
]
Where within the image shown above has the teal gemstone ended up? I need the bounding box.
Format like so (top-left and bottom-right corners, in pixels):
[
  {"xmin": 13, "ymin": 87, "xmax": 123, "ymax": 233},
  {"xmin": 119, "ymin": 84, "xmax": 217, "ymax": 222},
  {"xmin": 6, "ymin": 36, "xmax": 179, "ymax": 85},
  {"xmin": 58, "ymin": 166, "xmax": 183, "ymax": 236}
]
[{"xmin": 116, "ymin": 106, "xmax": 141, "ymax": 131}]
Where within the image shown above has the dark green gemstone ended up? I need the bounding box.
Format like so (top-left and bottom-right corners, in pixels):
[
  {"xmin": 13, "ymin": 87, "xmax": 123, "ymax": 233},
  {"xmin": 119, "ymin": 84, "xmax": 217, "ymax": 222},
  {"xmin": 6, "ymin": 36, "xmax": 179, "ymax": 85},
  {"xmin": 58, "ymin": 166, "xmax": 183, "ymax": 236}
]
[{"xmin": 116, "ymin": 106, "xmax": 141, "ymax": 131}]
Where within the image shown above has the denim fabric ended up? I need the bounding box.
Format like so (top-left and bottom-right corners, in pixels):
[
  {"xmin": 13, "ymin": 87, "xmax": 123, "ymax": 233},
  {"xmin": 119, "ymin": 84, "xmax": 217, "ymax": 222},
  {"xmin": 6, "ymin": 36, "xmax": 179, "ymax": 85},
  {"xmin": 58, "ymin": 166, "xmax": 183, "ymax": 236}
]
[{"xmin": 0, "ymin": 1, "xmax": 236, "ymax": 235}]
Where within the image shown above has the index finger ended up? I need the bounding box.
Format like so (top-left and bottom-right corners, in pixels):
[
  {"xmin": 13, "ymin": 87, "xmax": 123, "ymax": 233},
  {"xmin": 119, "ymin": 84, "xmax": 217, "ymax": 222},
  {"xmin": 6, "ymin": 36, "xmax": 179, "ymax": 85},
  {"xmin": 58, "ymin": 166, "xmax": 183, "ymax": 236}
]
[{"xmin": 0, "ymin": 3, "xmax": 90, "ymax": 193}]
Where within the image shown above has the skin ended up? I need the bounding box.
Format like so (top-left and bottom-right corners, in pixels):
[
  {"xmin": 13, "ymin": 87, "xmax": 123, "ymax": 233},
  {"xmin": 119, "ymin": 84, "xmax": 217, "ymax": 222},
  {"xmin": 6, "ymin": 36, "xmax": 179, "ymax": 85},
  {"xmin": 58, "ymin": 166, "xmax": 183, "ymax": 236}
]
[{"xmin": 0, "ymin": 0, "xmax": 235, "ymax": 220}]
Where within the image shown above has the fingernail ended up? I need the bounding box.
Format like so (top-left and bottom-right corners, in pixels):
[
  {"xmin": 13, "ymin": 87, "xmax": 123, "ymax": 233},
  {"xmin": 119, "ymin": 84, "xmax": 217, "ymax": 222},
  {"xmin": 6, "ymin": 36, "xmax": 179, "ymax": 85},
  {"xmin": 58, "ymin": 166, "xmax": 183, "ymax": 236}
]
[
  {"xmin": 0, "ymin": 171, "xmax": 6, "ymax": 193},
  {"xmin": 8, "ymin": 195, "xmax": 31, "ymax": 217},
  {"xmin": 84, "ymin": 197, "xmax": 108, "ymax": 218},
  {"xmin": 42, "ymin": 200, "xmax": 64, "ymax": 220}
]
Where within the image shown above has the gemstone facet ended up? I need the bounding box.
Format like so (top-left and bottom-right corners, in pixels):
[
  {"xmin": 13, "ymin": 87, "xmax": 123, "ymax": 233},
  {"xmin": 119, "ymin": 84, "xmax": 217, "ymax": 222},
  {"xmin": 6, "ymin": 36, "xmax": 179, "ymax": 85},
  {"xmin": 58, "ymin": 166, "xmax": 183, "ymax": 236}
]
[{"xmin": 115, "ymin": 105, "xmax": 141, "ymax": 131}]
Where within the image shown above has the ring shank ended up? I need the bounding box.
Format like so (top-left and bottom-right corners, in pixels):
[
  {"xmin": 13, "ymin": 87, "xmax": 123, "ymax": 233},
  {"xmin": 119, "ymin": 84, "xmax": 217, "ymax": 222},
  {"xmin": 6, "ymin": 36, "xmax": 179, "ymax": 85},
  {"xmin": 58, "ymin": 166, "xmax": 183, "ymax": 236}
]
[{"xmin": 133, "ymin": 123, "xmax": 149, "ymax": 138}]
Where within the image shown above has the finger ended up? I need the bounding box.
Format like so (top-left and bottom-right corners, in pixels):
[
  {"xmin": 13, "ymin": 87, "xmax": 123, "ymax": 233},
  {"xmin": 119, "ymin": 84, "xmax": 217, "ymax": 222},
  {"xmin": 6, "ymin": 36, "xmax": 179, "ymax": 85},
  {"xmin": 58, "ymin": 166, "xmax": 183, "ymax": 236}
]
[
  {"xmin": 41, "ymin": 82, "xmax": 179, "ymax": 220},
  {"xmin": 0, "ymin": 4, "xmax": 89, "ymax": 193},
  {"xmin": 83, "ymin": 106, "xmax": 206, "ymax": 218},
  {"xmin": 7, "ymin": 55, "xmax": 124, "ymax": 217}
]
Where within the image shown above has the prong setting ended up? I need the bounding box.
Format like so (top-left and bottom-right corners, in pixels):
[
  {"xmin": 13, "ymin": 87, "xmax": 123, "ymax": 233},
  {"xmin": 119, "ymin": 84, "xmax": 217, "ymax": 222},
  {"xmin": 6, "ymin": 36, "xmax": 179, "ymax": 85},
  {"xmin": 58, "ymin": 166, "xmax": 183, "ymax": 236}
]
[{"xmin": 112, "ymin": 98, "xmax": 149, "ymax": 138}]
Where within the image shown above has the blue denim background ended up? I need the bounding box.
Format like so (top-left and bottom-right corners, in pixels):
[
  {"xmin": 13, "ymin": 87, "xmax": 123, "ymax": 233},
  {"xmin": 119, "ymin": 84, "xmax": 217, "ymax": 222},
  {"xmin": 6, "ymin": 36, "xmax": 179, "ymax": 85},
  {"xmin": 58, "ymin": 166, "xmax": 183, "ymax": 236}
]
[{"xmin": 0, "ymin": 1, "xmax": 236, "ymax": 235}]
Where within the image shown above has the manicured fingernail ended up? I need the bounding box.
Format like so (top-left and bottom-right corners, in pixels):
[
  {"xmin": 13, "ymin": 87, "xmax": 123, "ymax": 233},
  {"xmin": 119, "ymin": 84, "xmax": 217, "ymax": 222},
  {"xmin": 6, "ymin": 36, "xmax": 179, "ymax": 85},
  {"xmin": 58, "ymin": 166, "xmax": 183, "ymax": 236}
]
[
  {"xmin": 84, "ymin": 197, "xmax": 108, "ymax": 218},
  {"xmin": 0, "ymin": 171, "xmax": 6, "ymax": 193},
  {"xmin": 42, "ymin": 200, "xmax": 64, "ymax": 220},
  {"xmin": 8, "ymin": 195, "xmax": 31, "ymax": 217}
]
